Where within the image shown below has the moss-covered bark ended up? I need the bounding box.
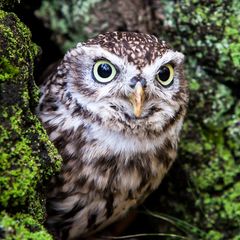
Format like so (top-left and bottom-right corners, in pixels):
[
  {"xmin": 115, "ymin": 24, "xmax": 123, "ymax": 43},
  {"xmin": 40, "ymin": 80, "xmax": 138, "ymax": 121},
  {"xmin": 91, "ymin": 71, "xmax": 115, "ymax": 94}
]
[
  {"xmin": 0, "ymin": 10, "xmax": 62, "ymax": 239},
  {"xmin": 155, "ymin": 1, "xmax": 240, "ymax": 239}
]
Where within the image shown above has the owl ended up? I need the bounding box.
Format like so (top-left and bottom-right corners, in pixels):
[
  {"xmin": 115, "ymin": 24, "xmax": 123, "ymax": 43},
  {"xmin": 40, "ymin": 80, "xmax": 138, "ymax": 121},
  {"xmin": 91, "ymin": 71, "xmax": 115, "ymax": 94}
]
[{"xmin": 37, "ymin": 32, "xmax": 188, "ymax": 239}]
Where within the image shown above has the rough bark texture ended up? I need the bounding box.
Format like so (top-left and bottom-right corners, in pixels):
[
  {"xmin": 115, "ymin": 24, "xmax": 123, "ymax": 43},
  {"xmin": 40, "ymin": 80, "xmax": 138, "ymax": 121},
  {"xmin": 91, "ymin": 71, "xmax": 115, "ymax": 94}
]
[
  {"xmin": 157, "ymin": 1, "xmax": 240, "ymax": 239},
  {"xmin": 0, "ymin": 9, "xmax": 61, "ymax": 240},
  {"xmin": 0, "ymin": 0, "xmax": 239, "ymax": 239}
]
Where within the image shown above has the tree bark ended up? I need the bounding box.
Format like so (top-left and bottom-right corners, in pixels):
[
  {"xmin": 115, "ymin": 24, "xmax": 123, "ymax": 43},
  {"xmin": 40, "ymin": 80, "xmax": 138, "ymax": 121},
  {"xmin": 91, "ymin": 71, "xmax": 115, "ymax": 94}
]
[{"xmin": 0, "ymin": 9, "xmax": 61, "ymax": 239}]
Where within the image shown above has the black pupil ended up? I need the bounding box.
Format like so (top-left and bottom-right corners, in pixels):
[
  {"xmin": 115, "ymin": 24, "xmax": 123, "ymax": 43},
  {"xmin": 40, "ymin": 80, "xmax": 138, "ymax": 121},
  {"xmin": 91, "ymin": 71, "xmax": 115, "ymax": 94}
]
[
  {"xmin": 97, "ymin": 63, "xmax": 112, "ymax": 78},
  {"xmin": 158, "ymin": 66, "xmax": 170, "ymax": 81}
]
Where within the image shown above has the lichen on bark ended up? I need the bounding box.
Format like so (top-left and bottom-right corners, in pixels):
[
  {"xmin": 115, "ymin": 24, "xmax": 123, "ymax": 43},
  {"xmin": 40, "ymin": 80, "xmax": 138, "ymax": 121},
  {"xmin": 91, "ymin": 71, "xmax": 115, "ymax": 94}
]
[
  {"xmin": 156, "ymin": 1, "xmax": 240, "ymax": 239},
  {"xmin": 35, "ymin": 0, "xmax": 103, "ymax": 52},
  {"xmin": 0, "ymin": 10, "xmax": 62, "ymax": 239},
  {"xmin": 178, "ymin": 65, "xmax": 240, "ymax": 239},
  {"xmin": 164, "ymin": 0, "xmax": 240, "ymax": 84}
]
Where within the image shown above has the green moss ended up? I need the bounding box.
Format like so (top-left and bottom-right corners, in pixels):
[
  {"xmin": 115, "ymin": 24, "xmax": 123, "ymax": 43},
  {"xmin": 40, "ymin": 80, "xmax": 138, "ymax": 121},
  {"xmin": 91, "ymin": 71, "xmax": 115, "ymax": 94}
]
[
  {"xmin": 0, "ymin": 103, "xmax": 61, "ymax": 214},
  {"xmin": 177, "ymin": 65, "xmax": 240, "ymax": 237},
  {"xmin": 0, "ymin": 9, "xmax": 62, "ymax": 239},
  {"xmin": 206, "ymin": 230, "xmax": 224, "ymax": 240},
  {"xmin": 0, "ymin": 12, "xmax": 39, "ymax": 83},
  {"xmin": 0, "ymin": 212, "xmax": 52, "ymax": 240},
  {"xmin": 163, "ymin": 0, "xmax": 240, "ymax": 84},
  {"xmin": 0, "ymin": 57, "xmax": 19, "ymax": 80},
  {"xmin": 0, "ymin": 136, "xmax": 38, "ymax": 207},
  {"xmin": 154, "ymin": 3, "xmax": 240, "ymax": 234},
  {"xmin": 33, "ymin": 116, "xmax": 62, "ymax": 171}
]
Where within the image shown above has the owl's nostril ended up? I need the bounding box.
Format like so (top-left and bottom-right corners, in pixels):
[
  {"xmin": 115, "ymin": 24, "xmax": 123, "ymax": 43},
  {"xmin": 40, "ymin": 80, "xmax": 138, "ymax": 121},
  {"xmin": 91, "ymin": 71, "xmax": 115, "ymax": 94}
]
[
  {"xmin": 129, "ymin": 77, "xmax": 147, "ymax": 88},
  {"xmin": 140, "ymin": 78, "xmax": 147, "ymax": 88},
  {"xmin": 129, "ymin": 77, "xmax": 138, "ymax": 88}
]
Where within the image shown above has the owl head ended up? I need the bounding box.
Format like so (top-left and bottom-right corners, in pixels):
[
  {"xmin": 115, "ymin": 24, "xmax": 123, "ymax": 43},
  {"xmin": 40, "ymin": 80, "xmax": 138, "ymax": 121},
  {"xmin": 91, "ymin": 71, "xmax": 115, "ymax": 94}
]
[{"xmin": 44, "ymin": 32, "xmax": 188, "ymax": 138}]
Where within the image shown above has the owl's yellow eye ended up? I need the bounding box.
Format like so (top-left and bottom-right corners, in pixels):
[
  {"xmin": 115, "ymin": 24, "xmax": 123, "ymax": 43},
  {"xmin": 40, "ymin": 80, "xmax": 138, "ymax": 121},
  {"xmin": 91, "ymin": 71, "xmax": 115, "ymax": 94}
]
[
  {"xmin": 93, "ymin": 60, "xmax": 117, "ymax": 83},
  {"xmin": 156, "ymin": 64, "xmax": 174, "ymax": 87}
]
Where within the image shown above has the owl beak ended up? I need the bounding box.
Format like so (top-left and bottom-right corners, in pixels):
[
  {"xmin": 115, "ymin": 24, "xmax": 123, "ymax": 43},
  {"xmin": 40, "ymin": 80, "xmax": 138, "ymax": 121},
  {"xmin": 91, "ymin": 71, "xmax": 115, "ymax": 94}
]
[{"xmin": 129, "ymin": 81, "xmax": 145, "ymax": 118}]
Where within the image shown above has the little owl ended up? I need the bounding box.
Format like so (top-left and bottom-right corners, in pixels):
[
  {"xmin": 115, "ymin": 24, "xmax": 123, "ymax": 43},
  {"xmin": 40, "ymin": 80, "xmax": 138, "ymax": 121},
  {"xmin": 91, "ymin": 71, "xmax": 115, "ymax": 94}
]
[{"xmin": 37, "ymin": 32, "xmax": 188, "ymax": 239}]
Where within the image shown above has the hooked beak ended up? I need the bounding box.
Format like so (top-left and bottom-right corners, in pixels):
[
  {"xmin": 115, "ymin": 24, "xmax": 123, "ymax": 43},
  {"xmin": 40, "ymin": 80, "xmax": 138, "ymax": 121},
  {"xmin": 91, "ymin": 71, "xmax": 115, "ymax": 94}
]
[{"xmin": 129, "ymin": 81, "xmax": 145, "ymax": 118}]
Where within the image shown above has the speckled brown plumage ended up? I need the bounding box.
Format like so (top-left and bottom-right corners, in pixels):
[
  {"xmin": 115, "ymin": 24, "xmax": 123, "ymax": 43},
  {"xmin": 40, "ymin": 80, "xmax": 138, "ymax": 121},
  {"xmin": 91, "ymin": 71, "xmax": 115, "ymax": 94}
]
[
  {"xmin": 85, "ymin": 32, "xmax": 170, "ymax": 68},
  {"xmin": 37, "ymin": 32, "xmax": 188, "ymax": 240}
]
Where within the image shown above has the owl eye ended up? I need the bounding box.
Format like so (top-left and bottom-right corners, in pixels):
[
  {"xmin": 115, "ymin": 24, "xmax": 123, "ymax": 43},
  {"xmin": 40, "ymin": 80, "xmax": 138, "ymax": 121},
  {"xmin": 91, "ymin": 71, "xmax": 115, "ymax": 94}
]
[
  {"xmin": 93, "ymin": 60, "xmax": 117, "ymax": 83},
  {"xmin": 156, "ymin": 64, "xmax": 174, "ymax": 87}
]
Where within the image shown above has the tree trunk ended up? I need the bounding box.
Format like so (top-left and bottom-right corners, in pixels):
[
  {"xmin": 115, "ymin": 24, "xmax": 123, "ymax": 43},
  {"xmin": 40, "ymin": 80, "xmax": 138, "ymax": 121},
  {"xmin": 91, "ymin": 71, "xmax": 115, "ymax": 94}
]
[{"xmin": 0, "ymin": 8, "xmax": 61, "ymax": 239}]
